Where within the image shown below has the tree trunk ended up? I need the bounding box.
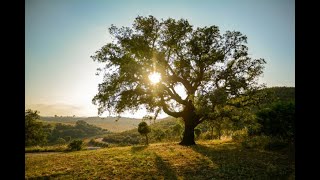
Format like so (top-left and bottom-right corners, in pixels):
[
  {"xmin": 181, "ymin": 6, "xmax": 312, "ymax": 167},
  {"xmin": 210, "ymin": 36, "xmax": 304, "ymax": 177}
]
[
  {"xmin": 210, "ymin": 127, "xmax": 214, "ymax": 140},
  {"xmin": 217, "ymin": 124, "xmax": 221, "ymax": 140},
  {"xmin": 179, "ymin": 103, "xmax": 198, "ymax": 146},
  {"xmin": 145, "ymin": 134, "xmax": 149, "ymax": 145},
  {"xmin": 179, "ymin": 124, "xmax": 196, "ymax": 146}
]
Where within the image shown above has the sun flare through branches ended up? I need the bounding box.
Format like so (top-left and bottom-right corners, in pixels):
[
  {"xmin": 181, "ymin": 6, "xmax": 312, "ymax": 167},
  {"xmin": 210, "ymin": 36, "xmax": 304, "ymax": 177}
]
[{"xmin": 148, "ymin": 72, "xmax": 161, "ymax": 84}]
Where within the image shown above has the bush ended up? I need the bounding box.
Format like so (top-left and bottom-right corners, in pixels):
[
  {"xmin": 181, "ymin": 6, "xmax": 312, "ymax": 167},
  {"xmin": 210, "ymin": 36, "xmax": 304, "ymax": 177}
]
[
  {"xmin": 242, "ymin": 136, "xmax": 289, "ymax": 150},
  {"xmin": 68, "ymin": 140, "xmax": 83, "ymax": 151},
  {"xmin": 25, "ymin": 145, "xmax": 67, "ymax": 153},
  {"xmin": 202, "ymin": 132, "xmax": 212, "ymax": 140},
  {"xmin": 56, "ymin": 138, "xmax": 67, "ymax": 145},
  {"xmin": 265, "ymin": 137, "xmax": 288, "ymax": 150},
  {"xmin": 241, "ymin": 135, "xmax": 270, "ymax": 149},
  {"xmin": 88, "ymin": 139, "xmax": 109, "ymax": 148},
  {"xmin": 232, "ymin": 129, "xmax": 248, "ymax": 142},
  {"xmin": 194, "ymin": 128, "xmax": 201, "ymax": 138},
  {"xmin": 255, "ymin": 102, "xmax": 295, "ymax": 141},
  {"xmin": 65, "ymin": 136, "xmax": 72, "ymax": 142}
]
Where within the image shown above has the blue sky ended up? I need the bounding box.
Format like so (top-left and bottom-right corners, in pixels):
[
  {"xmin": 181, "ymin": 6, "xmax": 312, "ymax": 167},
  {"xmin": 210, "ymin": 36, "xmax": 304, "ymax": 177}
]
[{"xmin": 25, "ymin": 0, "xmax": 295, "ymax": 117}]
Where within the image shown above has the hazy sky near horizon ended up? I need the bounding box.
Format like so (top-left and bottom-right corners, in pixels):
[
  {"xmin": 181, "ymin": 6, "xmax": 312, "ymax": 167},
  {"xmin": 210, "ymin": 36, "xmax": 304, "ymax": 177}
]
[{"xmin": 26, "ymin": 0, "xmax": 295, "ymax": 118}]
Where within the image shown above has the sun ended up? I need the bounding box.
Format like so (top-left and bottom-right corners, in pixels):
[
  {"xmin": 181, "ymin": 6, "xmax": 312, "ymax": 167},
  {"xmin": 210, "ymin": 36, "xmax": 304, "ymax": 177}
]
[{"xmin": 148, "ymin": 72, "xmax": 161, "ymax": 84}]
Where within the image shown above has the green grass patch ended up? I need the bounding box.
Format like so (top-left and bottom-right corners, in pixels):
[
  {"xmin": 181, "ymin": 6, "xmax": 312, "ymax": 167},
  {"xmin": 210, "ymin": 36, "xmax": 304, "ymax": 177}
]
[
  {"xmin": 25, "ymin": 145, "xmax": 68, "ymax": 153},
  {"xmin": 25, "ymin": 140, "xmax": 294, "ymax": 179}
]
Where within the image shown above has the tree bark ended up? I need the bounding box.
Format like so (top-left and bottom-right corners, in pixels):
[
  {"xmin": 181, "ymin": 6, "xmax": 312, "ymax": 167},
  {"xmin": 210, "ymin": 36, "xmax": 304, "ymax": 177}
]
[
  {"xmin": 179, "ymin": 124, "xmax": 196, "ymax": 146},
  {"xmin": 145, "ymin": 134, "xmax": 149, "ymax": 145},
  {"xmin": 210, "ymin": 127, "xmax": 214, "ymax": 140},
  {"xmin": 179, "ymin": 102, "xmax": 199, "ymax": 146},
  {"xmin": 217, "ymin": 126, "xmax": 221, "ymax": 140}
]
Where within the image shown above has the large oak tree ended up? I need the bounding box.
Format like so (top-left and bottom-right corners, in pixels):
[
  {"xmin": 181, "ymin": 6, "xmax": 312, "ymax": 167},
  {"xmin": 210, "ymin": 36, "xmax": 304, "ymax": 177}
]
[{"xmin": 91, "ymin": 16, "xmax": 266, "ymax": 145}]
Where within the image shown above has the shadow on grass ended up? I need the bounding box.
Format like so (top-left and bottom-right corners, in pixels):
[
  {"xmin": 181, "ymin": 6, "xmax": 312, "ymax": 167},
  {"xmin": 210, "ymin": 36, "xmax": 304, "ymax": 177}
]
[
  {"xmin": 29, "ymin": 171, "xmax": 70, "ymax": 179},
  {"xmin": 155, "ymin": 154, "xmax": 178, "ymax": 180},
  {"xmin": 191, "ymin": 143, "xmax": 294, "ymax": 179},
  {"xmin": 131, "ymin": 145, "xmax": 148, "ymax": 153}
]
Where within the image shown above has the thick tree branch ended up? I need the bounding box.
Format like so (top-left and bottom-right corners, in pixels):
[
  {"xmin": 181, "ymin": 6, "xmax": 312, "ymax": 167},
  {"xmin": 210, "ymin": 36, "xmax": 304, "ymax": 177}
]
[
  {"xmin": 161, "ymin": 84, "xmax": 187, "ymax": 105},
  {"xmin": 192, "ymin": 64, "xmax": 204, "ymax": 89},
  {"xmin": 163, "ymin": 49, "xmax": 194, "ymax": 94},
  {"xmin": 198, "ymin": 116, "xmax": 207, "ymax": 124},
  {"xmin": 160, "ymin": 96, "xmax": 183, "ymax": 118}
]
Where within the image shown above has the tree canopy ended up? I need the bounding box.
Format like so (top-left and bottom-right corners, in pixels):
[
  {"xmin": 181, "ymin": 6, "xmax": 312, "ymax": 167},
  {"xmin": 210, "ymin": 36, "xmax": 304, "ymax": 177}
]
[
  {"xmin": 25, "ymin": 109, "xmax": 47, "ymax": 146},
  {"xmin": 138, "ymin": 121, "xmax": 151, "ymax": 145},
  {"xmin": 91, "ymin": 15, "xmax": 266, "ymax": 145}
]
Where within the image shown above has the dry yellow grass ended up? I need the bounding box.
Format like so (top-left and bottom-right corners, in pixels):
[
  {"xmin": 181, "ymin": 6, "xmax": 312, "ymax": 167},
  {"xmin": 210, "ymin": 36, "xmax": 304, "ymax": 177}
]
[{"xmin": 25, "ymin": 140, "xmax": 294, "ymax": 179}]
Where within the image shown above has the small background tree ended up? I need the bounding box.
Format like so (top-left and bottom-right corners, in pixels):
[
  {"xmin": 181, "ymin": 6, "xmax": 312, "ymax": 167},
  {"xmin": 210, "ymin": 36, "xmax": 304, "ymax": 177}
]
[
  {"xmin": 25, "ymin": 109, "xmax": 47, "ymax": 146},
  {"xmin": 68, "ymin": 140, "xmax": 83, "ymax": 151},
  {"xmin": 138, "ymin": 122, "xmax": 151, "ymax": 145}
]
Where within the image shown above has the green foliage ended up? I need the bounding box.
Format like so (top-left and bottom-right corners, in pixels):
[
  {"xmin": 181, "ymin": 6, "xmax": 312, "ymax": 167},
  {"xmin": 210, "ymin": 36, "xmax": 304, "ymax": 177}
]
[
  {"xmin": 65, "ymin": 136, "xmax": 72, "ymax": 142},
  {"xmin": 138, "ymin": 121, "xmax": 151, "ymax": 145},
  {"xmin": 48, "ymin": 120, "xmax": 106, "ymax": 143},
  {"xmin": 25, "ymin": 109, "xmax": 48, "ymax": 146},
  {"xmin": 138, "ymin": 122, "xmax": 151, "ymax": 135},
  {"xmin": 25, "ymin": 145, "xmax": 67, "ymax": 153},
  {"xmin": 103, "ymin": 132, "xmax": 141, "ymax": 145},
  {"xmin": 265, "ymin": 136, "xmax": 289, "ymax": 150},
  {"xmin": 88, "ymin": 139, "xmax": 109, "ymax": 148},
  {"xmin": 102, "ymin": 117, "xmax": 183, "ymax": 145},
  {"xmin": 255, "ymin": 101, "xmax": 295, "ymax": 141},
  {"xmin": 56, "ymin": 138, "xmax": 67, "ymax": 145},
  {"xmin": 194, "ymin": 128, "xmax": 201, "ymax": 138},
  {"xmin": 68, "ymin": 140, "xmax": 83, "ymax": 151},
  {"xmin": 232, "ymin": 129, "xmax": 248, "ymax": 142},
  {"xmin": 152, "ymin": 128, "xmax": 166, "ymax": 141},
  {"xmin": 242, "ymin": 135, "xmax": 271, "ymax": 149},
  {"xmin": 172, "ymin": 123, "xmax": 183, "ymax": 137},
  {"xmin": 91, "ymin": 15, "xmax": 266, "ymax": 145},
  {"xmin": 242, "ymin": 136, "xmax": 289, "ymax": 151}
]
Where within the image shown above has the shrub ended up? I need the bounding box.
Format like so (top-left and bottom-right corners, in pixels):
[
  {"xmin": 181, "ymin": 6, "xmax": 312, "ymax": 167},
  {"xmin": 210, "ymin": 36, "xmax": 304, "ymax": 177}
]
[
  {"xmin": 68, "ymin": 140, "xmax": 83, "ymax": 151},
  {"xmin": 242, "ymin": 135, "xmax": 289, "ymax": 150},
  {"xmin": 241, "ymin": 135, "xmax": 271, "ymax": 149},
  {"xmin": 65, "ymin": 136, "xmax": 72, "ymax": 142},
  {"xmin": 232, "ymin": 129, "xmax": 248, "ymax": 142},
  {"xmin": 255, "ymin": 102, "xmax": 295, "ymax": 141},
  {"xmin": 88, "ymin": 139, "xmax": 109, "ymax": 148},
  {"xmin": 265, "ymin": 137, "xmax": 288, "ymax": 150},
  {"xmin": 25, "ymin": 145, "xmax": 67, "ymax": 153},
  {"xmin": 194, "ymin": 128, "xmax": 201, "ymax": 139},
  {"xmin": 202, "ymin": 132, "xmax": 212, "ymax": 140},
  {"xmin": 56, "ymin": 138, "xmax": 67, "ymax": 145}
]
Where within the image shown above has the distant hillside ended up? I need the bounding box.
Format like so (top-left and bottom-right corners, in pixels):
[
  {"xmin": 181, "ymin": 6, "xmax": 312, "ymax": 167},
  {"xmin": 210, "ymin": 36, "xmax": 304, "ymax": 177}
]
[
  {"xmin": 263, "ymin": 86, "xmax": 295, "ymax": 102},
  {"xmin": 101, "ymin": 117, "xmax": 182, "ymax": 145},
  {"xmin": 256, "ymin": 86, "xmax": 295, "ymax": 109},
  {"xmin": 40, "ymin": 116, "xmax": 169, "ymax": 132}
]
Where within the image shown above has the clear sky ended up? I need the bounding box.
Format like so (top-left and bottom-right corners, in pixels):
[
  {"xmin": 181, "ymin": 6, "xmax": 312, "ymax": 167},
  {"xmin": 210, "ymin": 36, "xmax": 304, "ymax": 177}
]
[{"xmin": 25, "ymin": 0, "xmax": 295, "ymax": 118}]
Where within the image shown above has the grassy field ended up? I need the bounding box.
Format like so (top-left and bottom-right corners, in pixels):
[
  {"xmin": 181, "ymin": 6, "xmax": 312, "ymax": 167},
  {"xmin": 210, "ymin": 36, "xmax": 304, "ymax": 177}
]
[{"xmin": 25, "ymin": 140, "xmax": 294, "ymax": 179}]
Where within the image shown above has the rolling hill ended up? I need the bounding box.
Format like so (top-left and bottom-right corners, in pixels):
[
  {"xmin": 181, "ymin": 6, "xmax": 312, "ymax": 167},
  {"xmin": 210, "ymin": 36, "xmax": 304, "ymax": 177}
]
[{"xmin": 40, "ymin": 116, "xmax": 169, "ymax": 132}]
